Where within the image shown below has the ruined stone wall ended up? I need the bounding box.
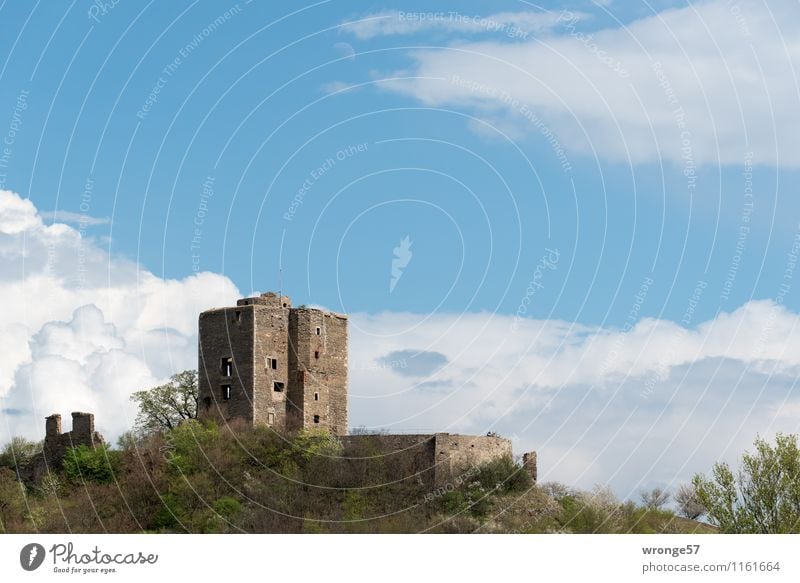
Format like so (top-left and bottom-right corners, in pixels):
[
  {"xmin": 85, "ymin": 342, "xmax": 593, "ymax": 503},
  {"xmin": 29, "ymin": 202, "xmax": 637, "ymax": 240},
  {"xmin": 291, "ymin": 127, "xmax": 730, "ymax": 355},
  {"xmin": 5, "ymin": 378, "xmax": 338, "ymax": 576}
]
[
  {"xmin": 340, "ymin": 434, "xmax": 437, "ymax": 489},
  {"xmin": 197, "ymin": 306, "xmax": 256, "ymax": 425},
  {"xmin": 432, "ymin": 434, "xmax": 513, "ymax": 487},
  {"xmin": 340, "ymin": 433, "xmax": 515, "ymax": 490}
]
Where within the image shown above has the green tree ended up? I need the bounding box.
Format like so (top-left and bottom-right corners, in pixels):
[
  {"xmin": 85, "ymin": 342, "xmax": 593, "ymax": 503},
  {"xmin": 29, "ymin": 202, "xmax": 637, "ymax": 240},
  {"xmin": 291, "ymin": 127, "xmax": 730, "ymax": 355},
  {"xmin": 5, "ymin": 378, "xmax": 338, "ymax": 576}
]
[
  {"xmin": 130, "ymin": 370, "xmax": 198, "ymax": 433},
  {"xmin": 0, "ymin": 437, "xmax": 41, "ymax": 471},
  {"xmin": 693, "ymin": 433, "xmax": 800, "ymax": 533}
]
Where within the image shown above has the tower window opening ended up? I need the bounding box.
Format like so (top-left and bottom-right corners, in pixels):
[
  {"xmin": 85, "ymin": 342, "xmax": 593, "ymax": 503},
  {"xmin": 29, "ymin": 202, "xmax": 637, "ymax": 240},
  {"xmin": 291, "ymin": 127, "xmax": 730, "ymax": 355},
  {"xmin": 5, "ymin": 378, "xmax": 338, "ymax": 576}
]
[
  {"xmin": 313, "ymin": 415, "xmax": 320, "ymax": 424},
  {"xmin": 273, "ymin": 381, "xmax": 285, "ymax": 392},
  {"xmin": 314, "ymin": 392, "xmax": 319, "ymax": 401},
  {"xmin": 222, "ymin": 385, "xmax": 231, "ymax": 400},
  {"xmin": 221, "ymin": 357, "xmax": 233, "ymax": 377},
  {"xmin": 315, "ymin": 327, "xmax": 321, "ymax": 335},
  {"xmin": 266, "ymin": 357, "xmax": 277, "ymax": 370},
  {"xmin": 234, "ymin": 310, "xmax": 241, "ymax": 323},
  {"xmin": 314, "ymin": 351, "xmax": 319, "ymax": 359}
]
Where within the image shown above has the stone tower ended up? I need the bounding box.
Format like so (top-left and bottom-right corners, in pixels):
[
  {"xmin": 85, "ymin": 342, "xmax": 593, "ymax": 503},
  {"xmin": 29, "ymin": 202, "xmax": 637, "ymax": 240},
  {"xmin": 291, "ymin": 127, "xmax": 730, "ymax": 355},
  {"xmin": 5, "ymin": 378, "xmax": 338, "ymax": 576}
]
[{"xmin": 197, "ymin": 292, "xmax": 348, "ymax": 435}]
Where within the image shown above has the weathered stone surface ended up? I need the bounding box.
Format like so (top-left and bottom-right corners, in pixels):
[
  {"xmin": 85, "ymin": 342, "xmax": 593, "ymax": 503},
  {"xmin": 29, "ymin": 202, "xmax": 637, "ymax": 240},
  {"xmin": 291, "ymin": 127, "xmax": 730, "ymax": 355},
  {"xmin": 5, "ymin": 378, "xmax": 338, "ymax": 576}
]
[
  {"xmin": 341, "ymin": 433, "xmax": 515, "ymax": 488},
  {"xmin": 24, "ymin": 412, "xmax": 105, "ymax": 483},
  {"xmin": 198, "ymin": 292, "xmax": 348, "ymax": 435}
]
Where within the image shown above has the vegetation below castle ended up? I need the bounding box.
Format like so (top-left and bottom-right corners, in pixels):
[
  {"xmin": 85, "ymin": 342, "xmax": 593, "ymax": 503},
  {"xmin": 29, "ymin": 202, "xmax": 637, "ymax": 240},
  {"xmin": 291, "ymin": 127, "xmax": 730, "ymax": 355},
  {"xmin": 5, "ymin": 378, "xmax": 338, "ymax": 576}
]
[{"xmin": 1, "ymin": 420, "xmax": 714, "ymax": 534}]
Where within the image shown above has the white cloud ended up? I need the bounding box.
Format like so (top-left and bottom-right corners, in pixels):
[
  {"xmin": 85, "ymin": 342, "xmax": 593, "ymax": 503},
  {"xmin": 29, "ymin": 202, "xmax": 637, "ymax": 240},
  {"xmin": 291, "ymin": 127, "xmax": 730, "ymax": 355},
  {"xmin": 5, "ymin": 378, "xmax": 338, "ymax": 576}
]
[
  {"xmin": 341, "ymin": 10, "xmax": 578, "ymax": 41},
  {"xmin": 348, "ymin": 300, "xmax": 800, "ymax": 494},
  {"xmin": 373, "ymin": 0, "xmax": 800, "ymax": 167},
  {"xmin": 0, "ymin": 190, "xmax": 239, "ymax": 443},
  {"xmin": 39, "ymin": 210, "xmax": 111, "ymax": 226}
]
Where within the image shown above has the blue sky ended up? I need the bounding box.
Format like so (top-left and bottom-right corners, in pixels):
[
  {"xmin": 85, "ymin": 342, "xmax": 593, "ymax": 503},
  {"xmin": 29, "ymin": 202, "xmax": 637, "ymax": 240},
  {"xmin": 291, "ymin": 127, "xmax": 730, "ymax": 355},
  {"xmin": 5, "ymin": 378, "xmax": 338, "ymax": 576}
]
[
  {"xmin": 2, "ymin": 0, "xmax": 800, "ymax": 499},
  {"xmin": 4, "ymin": 0, "xmax": 797, "ymax": 322}
]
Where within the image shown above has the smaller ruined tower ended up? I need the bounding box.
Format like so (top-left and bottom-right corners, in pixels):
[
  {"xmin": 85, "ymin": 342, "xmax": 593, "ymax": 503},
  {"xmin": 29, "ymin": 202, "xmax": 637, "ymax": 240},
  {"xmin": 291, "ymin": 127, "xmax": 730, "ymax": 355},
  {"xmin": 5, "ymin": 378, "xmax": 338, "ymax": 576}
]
[{"xmin": 42, "ymin": 412, "xmax": 105, "ymax": 468}]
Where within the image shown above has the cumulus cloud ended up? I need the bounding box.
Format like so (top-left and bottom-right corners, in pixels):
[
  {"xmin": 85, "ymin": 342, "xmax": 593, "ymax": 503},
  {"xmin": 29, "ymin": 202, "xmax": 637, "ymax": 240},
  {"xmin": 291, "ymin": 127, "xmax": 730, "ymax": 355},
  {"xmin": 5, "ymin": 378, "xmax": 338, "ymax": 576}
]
[
  {"xmin": 370, "ymin": 0, "xmax": 800, "ymax": 167},
  {"xmin": 0, "ymin": 190, "xmax": 239, "ymax": 443}
]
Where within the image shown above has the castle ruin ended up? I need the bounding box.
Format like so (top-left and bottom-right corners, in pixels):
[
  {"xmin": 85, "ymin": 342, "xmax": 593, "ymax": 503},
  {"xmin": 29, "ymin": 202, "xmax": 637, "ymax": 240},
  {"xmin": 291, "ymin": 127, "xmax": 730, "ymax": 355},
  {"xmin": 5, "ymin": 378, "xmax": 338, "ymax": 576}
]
[
  {"xmin": 24, "ymin": 412, "xmax": 106, "ymax": 482},
  {"xmin": 198, "ymin": 291, "xmax": 537, "ymax": 487}
]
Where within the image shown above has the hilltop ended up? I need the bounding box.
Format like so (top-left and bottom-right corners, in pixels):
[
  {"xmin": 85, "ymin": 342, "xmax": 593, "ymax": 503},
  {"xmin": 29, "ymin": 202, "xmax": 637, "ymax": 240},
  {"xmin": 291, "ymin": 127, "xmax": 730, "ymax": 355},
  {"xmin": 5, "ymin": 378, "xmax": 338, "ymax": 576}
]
[{"xmin": 0, "ymin": 420, "xmax": 713, "ymax": 534}]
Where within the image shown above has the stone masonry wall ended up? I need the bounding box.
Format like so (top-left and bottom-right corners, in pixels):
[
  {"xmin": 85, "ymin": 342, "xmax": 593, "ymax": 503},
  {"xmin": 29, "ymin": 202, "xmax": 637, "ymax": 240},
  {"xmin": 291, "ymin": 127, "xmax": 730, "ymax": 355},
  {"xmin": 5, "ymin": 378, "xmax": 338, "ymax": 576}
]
[
  {"xmin": 432, "ymin": 434, "xmax": 513, "ymax": 487},
  {"xmin": 341, "ymin": 433, "xmax": 514, "ymax": 490},
  {"xmin": 253, "ymin": 303, "xmax": 291, "ymax": 429},
  {"xmin": 24, "ymin": 412, "xmax": 106, "ymax": 483},
  {"xmin": 288, "ymin": 308, "xmax": 348, "ymax": 435},
  {"xmin": 340, "ymin": 434, "xmax": 438, "ymax": 488},
  {"xmin": 198, "ymin": 306, "xmax": 257, "ymax": 425}
]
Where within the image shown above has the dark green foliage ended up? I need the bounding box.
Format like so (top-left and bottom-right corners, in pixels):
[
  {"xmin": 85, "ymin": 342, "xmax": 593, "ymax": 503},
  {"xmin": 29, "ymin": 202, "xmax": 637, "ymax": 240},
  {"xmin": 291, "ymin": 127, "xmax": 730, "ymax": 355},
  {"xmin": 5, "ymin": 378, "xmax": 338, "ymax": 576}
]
[
  {"xmin": 63, "ymin": 445, "xmax": 120, "ymax": 484},
  {"xmin": 473, "ymin": 455, "xmax": 533, "ymax": 494}
]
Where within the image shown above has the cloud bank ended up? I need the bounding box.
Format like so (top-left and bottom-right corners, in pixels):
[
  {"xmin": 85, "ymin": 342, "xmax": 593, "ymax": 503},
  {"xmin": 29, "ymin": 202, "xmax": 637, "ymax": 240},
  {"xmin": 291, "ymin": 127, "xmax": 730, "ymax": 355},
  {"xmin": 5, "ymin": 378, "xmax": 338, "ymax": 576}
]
[
  {"xmin": 0, "ymin": 189, "xmax": 239, "ymax": 443},
  {"xmin": 353, "ymin": 0, "xmax": 800, "ymax": 167},
  {"xmin": 2, "ymin": 189, "xmax": 799, "ymax": 496},
  {"xmin": 349, "ymin": 301, "xmax": 800, "ymax": 495}
]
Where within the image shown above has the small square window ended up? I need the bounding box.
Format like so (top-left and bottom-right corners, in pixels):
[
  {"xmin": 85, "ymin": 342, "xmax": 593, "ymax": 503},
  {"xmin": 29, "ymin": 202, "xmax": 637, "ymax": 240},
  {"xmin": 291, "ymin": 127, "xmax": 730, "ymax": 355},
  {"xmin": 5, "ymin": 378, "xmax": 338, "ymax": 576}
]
[
  {"xmin": 314, "ymin": 392, "xmax": 319, "ymax": 401},
  {"xmin": 266, "ymin": 357, "xmax": 277, "ymax": 370},
  {"xmin": 313, "ymin": 415, "xmax": 320, "ymax": 424},
  {"xmin": 222, "ymin": 385, "xmax": 231, "ymax": 400},
  {"xmin": 273, "ymin": 381, "xmax": 285, "ymax": 392},
  {"xmin": 315, "ymin": 327, "xmax": 321, "ymax": 335}
]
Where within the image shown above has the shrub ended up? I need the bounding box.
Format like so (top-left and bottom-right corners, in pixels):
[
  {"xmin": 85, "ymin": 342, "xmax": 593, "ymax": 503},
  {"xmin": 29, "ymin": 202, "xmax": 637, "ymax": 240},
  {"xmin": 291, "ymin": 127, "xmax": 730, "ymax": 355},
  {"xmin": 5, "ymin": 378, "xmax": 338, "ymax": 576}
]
[
  {"xmin": 473, "ymin": 455, "xmax": 533, "ymax": 493},
  {"xmin": 63, "ymin": 445, "xmax": 120, "ymax": 484}
]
